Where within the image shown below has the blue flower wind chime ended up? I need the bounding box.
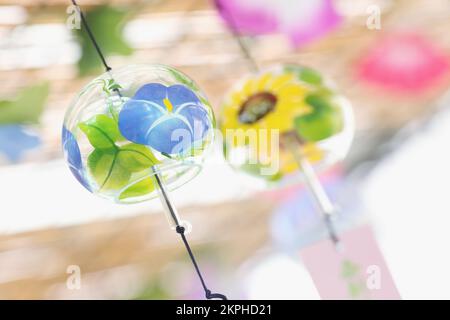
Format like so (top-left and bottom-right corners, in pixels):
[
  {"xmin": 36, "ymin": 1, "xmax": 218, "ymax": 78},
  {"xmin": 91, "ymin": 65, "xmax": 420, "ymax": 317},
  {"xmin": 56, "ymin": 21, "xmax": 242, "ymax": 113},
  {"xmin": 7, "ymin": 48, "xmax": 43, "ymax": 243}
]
[{"xmin": 62, "ymin": 0, "xmax": 226, "ymax": 300}]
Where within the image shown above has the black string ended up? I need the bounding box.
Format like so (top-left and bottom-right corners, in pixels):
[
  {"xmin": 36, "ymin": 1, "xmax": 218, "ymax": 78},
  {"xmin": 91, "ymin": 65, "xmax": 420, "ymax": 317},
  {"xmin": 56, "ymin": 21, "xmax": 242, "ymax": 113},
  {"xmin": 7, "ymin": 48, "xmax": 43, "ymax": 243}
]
[
  {"xmin": 71, "ymin": 0, "xmax": 227, "ymax": 300},
  {"xmin": 176, "ymin": 226, "xmax": 228, "ymax": 300},
  {"xmin": 71, "ymin": 0, "xmax": 112, "ymax": 72},
  {"xmin": 214, "ymin": 0, "xmax": 259, "ymax": 73},
  {"xmin": 153, "ymin": 172, "xmax": 227, "ymax": 300}
]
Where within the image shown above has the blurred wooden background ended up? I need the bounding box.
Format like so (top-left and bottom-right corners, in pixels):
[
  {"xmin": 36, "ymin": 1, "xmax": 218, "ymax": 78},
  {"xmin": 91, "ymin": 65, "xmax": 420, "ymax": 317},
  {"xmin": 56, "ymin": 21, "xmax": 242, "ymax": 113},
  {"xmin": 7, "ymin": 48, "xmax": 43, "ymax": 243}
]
[{"xmin": 0, "ymin": 0, "xmax": 449, "ymax": 299}]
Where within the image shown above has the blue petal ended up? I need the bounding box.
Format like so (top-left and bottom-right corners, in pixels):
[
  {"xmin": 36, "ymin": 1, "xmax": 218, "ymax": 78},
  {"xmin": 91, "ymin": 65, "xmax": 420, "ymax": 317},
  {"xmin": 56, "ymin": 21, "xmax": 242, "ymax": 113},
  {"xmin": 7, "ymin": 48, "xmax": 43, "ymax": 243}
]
[
  {"xmin": 147, "ymin": 117, "xmax": 193, "ymax": 154},
  {"xmin": 118, "ymin": 83, "xmax": 211, "ymax": 155},
  {"xmin": 133, "ymin": 83, "xmax": 168, "ymax": 106},
  {"xmin": 62, "ymin": 126, "xmax": 82, "ymax": 169},
  {"xmin": 118, "ymin": 99, "xmax": 165, "ymax": 145},
  {"xmin": 177, "ymin": 105, "xmax": 210, "ymax": 141},
  {"xmin": 62, "ymin": 126, "xmax": 91, "ymax": 192},
  {"xmin": 168, "ymin": 84, "xmax": 200, "ymax": 108}
]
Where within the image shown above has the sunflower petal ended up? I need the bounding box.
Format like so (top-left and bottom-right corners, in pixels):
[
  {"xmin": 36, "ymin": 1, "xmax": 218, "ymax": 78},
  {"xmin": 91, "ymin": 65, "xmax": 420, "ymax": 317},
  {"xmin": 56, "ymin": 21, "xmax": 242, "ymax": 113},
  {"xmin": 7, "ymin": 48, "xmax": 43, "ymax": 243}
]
[
  {"xmin": 270, "ymin": 73, "xmax": 294, "ymax": 90},
  {"xmin": 257, "ymin": 73, "xmax": 274, "ymax": 91}
]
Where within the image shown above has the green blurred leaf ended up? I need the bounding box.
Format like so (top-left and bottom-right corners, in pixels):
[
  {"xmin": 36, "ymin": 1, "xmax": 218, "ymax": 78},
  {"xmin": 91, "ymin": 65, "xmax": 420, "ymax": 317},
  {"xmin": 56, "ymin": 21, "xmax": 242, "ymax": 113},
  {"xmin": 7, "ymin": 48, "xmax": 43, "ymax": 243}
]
[
  {"xmin": 79, "ymin": 114, "xmax": 122, "ymax": 149},
  {"xmin": 119, "ymin": 177, "xmax": 155, "ymax": 200},
  {"xmin": 0, "ymin": 83, "xmax": 49, "ymax": 124},
  {"xmin": 132, "ymin": 280, "xmax": 171, "ymax": 300},
  {"xmin": 294, "ymin": 94, "xmax": 343, "ymax": 142},
  {"xmin": 75, "ymin": 6, "xmax": 133, "ymax": 75}
]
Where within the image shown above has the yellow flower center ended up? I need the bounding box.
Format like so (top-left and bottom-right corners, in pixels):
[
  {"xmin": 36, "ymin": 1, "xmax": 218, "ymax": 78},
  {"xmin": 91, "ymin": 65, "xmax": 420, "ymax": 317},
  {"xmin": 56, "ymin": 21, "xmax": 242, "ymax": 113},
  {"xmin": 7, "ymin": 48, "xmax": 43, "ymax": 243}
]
[
  {"xmin": 238, "ymin": 92, "xmax": 277, "ymax": 124},
  {"xmin": 163, "ymin": 97, "xmax": 174, "ymax": 112}
]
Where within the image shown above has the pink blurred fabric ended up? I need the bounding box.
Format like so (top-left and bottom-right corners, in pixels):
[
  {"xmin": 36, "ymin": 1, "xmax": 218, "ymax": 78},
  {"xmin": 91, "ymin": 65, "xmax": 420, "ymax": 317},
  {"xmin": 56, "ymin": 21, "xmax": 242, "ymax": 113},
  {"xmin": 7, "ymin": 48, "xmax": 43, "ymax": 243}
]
[
  {"xmin": 215, "ymin": 0, "xmax": 277, "ymax": 35},
  {"xmin": 357, "ymin": 33, "xmax": 450, "ymax": 94}
]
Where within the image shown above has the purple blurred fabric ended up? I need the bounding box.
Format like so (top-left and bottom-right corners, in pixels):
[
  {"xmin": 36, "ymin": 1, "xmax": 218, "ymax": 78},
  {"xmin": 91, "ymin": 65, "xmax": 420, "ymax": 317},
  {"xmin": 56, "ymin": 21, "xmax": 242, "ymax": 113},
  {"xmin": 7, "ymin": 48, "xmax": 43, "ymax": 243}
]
[{"xmin": 215, "ymin": 0, "xmax": 341, "ymax": 47}]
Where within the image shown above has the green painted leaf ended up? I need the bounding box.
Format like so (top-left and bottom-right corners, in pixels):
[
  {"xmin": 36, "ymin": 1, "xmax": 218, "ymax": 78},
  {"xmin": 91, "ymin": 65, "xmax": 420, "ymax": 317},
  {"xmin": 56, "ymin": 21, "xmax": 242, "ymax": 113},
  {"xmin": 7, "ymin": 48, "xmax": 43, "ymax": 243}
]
[
  {"xmin": 79, "ymin": 114, "xmax": 121, "ymax": 149},
  {"xmin": 118, "ymin": 143, "xmax": 159, "ymax": 172},
  {"xmin": 341, "ymin": 260, "xmax": 360, "ymax": 279},
  {"xmin": 88, "ymin": 148, "xmax": 130, "ymax": 191},
  {"xmin": 348, "ymin": 281, "xmax": 366, "ymax": 298},
  {"xmin": 75, "ymin": 6, "xmax": 133, "ymax": 75},
  {"xmin": 87, "ymin": 143, "xmax": 159, "ymax": 192},
  {"xmin": 240, "ymin": 162, "xmax": 282, "ymax": 182},
  {"xmin": 294, "ymin": 94, "xmax": 343, "ymax": 142},
  {"xmin": 0, "ymin": 83, "xmax": 49, "ymax": 124},
  {"xmin": 119, "ymin": 177, "xmax": 155, "ymax": 200},
  {"xmin": 284, "ymin": 65, "xmax": 323, "ymax": 86},
  {"xmin": 81, "ymin": 110, "xmax": 160, "ymax": 198},
  {"xmin": 298, "ymin": 67, "xmax": 323, "ymax": 86}
]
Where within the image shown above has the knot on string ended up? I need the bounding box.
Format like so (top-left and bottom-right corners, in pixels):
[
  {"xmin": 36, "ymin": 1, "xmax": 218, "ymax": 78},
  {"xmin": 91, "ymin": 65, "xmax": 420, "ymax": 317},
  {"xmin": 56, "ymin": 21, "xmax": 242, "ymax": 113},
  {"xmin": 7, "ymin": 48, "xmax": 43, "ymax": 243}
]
[{"xmin": 176, "ymin": 225, "xmax": 185, "ymax": 234}]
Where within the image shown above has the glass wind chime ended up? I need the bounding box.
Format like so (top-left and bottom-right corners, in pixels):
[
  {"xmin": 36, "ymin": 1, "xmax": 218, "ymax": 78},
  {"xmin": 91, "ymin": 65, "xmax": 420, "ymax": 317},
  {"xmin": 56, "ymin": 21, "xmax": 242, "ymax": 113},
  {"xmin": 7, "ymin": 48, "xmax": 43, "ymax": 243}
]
[
  {"xmin": 214, "ymin": 1, "xmax": 401, "ymax": 300},
  {"xmin": 62, "ymin": 0, "xmax": 226, "ymax": 300},
  {"xmin": 214, "ymin": 0, "xmax": 354, "ymax": 247}
]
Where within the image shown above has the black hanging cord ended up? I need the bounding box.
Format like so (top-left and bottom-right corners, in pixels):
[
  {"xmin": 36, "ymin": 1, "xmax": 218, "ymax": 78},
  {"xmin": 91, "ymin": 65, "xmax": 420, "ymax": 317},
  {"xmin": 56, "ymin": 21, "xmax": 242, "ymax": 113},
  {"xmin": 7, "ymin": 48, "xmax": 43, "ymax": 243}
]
[
  {"xmin": 71, "ymin": 0, "xmax": 227, "ymax": 300},
  {"xmin": 177, "ymin": 226, "xmax": 228, "ymax": 300},
  {"xmin": 213, "ymin": 0, "xmax": 259, "ymax": 73},
  {"xmin": 72, "ymin": 0, "xmax": 112, "ymax": 72},
  {"xmin": 153, "ymin": 173, "xmax": 227, "ymax": 300}
]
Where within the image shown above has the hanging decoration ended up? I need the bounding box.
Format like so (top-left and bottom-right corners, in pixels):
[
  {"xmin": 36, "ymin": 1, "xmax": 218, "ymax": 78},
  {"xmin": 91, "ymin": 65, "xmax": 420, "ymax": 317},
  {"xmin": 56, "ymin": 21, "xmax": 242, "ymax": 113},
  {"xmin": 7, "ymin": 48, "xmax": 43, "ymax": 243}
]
[
  {"xmin": 63, "ymin": 65, "xmax": 214, "ymax": 203},
  {"xmin": 220, "ymin": 63, "xmax": 353, "ymax": 244},
  {"xmin": 217, "ymin": 1, "xmax": 401, "ymax": 300},
  {"xmin": 300, "ymin": 225, "xmax": 400, "ymax": 299},
  {"xmin": 63, "ymin": 0, "xmax": 226, "ymax": 300},
  {"xmin": 214, "ymin": 0, "xmax": 342, "ymax": 47},
  {"xmin": 221, "ymin": 64, "xmax": 354, "ymax": 183}
]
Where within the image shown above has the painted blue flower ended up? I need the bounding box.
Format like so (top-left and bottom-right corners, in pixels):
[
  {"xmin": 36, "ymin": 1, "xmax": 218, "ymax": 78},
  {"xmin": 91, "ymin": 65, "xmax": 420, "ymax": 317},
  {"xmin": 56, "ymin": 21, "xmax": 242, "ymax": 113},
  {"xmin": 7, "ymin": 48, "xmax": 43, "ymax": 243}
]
[
  {"xmin": 62, "ymin": 126, "xmax": 91, "ymax": 191},
  {"xmin": 0, "ymin": 125, "xmax": 41, "ymax": 163},
  {"xmin": 118, "ymin": 83, "xmax": 211, "ymax": 155}
]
